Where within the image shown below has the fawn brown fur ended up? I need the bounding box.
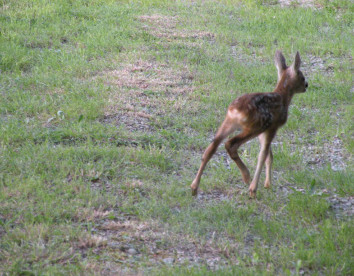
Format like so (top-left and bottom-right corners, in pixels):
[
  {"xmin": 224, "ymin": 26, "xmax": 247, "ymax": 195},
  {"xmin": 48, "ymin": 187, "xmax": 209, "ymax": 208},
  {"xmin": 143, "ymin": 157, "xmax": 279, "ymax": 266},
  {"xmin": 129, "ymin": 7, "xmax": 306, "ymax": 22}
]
[{"xmin": 191, "ymin": 51, "xmax": 308, "ymax": 198}]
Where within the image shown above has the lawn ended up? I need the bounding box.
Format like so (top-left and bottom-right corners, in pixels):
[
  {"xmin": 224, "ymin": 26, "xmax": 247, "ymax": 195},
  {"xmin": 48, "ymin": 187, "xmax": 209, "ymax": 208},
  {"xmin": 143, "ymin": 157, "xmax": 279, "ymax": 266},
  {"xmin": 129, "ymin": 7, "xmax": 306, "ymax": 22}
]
[{"xmin": 0, "ymin": 0, "xmax": 353, "ymax": 275}]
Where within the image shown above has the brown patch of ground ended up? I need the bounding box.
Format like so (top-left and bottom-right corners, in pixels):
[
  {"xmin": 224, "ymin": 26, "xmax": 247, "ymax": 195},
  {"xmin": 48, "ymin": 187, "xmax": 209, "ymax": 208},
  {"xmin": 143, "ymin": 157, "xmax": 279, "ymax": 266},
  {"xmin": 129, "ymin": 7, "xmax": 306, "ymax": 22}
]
[
  {"xmin": 139, "ymin": 14, "xmax": 214, "ymax": 40},
  {"xmin": 278, "ymin": 0, "xmax": 319, "ymax": 8},
  {"xmin": 95, "ymin": 14, "xmax": 215, "ymax": 133},
  {"xmin": 195, "ymin": 189, "xmax": 235, "ymax": 203},
  {"xmin": 79, "ymin": 216, "xmax": 234, "ymax": 274},
  {"xmin": 74, "ymin": 207, "xmax": 112, "ymax": 223},
  {"xmin": 97, "ymin": 59, "xmax": 195, "ymax": 132},
  {"xmin": 103, "ymin": 111, "xmax": 152, "ymax": 132}
]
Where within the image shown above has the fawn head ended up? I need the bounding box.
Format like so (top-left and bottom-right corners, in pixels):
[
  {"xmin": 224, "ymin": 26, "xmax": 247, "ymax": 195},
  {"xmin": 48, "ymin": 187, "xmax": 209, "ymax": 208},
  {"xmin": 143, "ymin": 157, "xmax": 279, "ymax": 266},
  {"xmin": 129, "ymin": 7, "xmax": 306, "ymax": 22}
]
[{"xmin": 275, "ymin": 50, "xmax": 308, "ymax": 93}]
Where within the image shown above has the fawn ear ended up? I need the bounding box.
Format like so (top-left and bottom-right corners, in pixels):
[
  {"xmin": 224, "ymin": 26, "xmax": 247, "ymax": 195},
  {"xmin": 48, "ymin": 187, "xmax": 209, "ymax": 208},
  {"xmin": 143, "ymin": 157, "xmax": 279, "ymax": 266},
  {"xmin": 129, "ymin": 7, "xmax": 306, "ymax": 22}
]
[
  {"xmin": 291, "ymin": 51, "xmax": 301, "ymax": 73},
  {"xmin": 275, "ymin": 50, "xmax": 287, "ymax": 81}
]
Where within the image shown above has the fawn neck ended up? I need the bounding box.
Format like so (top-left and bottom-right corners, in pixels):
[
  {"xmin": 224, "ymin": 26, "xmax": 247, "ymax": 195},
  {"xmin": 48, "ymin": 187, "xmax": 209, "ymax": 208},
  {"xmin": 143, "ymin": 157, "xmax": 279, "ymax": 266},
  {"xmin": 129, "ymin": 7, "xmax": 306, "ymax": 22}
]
[{"xmin": 273, "ymin": 73, "xmax": 295, "ymax": 107}]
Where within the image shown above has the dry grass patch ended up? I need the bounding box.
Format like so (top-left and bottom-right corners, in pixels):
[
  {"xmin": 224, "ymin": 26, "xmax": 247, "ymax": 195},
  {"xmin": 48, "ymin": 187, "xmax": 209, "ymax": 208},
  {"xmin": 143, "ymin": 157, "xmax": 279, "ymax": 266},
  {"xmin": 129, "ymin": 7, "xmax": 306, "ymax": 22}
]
[
  {"xmin": 139, "ymin": 14, "xmax": 214, "ymax": 40},
  {"xmin": 195, "ymin": 189, "xmax": 239, "ymax": 204},
  {"xmin": 80, "ymin": 217, "xmax": 234, "ymax": 271},
  {"xmin": 69, "ymin": 206, "xmax": 237, "ymax": 271},
  {"xmin": 95, "ymin": 14, "xmax": 215, "ymax": 133},
  {"xmin": 74, "ymin": 207, "xmax": 112, "ymax": 222},
  {"xmin": 278, "ymin": 0, "xmax": 319, "ymax": 8},
  {"xmin": 104, "ymin": 59, "xmax": 195, "ymax": 98},
  {"xmin": 98, "ymin": 59, "xmax": 196, "ymax": 131},
  {"xmin": 78, "ymin": 234, "xmax": 108, "ymax": 249}
]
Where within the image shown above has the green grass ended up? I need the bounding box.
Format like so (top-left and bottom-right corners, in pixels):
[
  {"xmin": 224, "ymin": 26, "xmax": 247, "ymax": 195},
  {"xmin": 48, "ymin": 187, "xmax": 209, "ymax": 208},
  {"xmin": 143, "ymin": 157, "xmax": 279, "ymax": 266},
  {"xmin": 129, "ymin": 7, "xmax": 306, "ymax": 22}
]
[{"xmin": 0, "ymin": 0, "xmax": 353, "ymax": 275}]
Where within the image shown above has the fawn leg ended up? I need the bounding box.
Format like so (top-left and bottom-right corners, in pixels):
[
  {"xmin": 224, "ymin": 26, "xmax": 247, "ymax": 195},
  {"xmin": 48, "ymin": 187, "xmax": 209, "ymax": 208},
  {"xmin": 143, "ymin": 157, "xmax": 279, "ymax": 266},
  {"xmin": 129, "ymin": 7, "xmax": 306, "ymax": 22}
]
[
  {"xmin": 191, "ymin": 137, "xmax": 222, "ymax": 196},
  {"xmin": 249, "ymin": 130, "xmax": 276, "ymax": 197},
  {"xmin": 264, "ymin": 147, "xmax": 273, "ymax": 188},
  {"xmin": 191, "ymin": 117, "xmax": 238, "ymax": 196},
  {"xmin": 225, "ymin": 131, "xmax": 258, "ymax": 185}
]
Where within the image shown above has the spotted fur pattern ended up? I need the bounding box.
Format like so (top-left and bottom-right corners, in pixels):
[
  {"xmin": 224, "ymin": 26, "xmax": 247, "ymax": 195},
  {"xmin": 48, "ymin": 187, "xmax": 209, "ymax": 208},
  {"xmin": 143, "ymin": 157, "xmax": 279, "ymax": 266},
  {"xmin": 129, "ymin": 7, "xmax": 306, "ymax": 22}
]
[{"xmin": 231, "ymin": 92, "xmax": 287, "ymax": 132}]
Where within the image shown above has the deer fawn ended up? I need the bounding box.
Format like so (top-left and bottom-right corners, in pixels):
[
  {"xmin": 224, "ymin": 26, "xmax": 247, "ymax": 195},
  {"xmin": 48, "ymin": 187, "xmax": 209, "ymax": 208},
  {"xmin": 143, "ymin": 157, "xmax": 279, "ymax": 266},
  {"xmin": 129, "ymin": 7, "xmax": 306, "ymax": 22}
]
[{"xmin": 191, "ymin": 51, "xmax": 308, "ymax": 198}]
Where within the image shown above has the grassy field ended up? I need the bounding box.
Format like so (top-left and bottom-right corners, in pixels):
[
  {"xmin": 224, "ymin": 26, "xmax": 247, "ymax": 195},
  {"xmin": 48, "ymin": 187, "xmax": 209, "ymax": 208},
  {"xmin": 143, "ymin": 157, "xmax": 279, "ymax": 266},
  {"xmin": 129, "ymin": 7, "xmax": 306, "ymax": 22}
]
[{"xmin": 0, "ymin": 0, "xmax": 353, "ymax": 275}]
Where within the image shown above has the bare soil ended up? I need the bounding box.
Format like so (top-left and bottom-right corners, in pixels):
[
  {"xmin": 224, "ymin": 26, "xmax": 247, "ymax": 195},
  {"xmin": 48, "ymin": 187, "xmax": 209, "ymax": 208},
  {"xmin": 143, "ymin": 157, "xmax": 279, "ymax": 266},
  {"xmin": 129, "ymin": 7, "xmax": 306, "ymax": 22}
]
[
  {"xmin": 97, "ymin": 59, "xmax": 195, "ymax": 132},
  {"xmin": 78, "ymin": 213, "xmax": 234, "ymax": 275}
]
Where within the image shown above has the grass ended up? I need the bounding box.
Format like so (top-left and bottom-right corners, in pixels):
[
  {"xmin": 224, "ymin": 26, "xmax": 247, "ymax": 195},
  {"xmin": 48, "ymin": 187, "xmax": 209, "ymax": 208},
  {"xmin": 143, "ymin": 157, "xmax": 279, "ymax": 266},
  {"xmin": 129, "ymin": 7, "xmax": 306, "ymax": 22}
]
[{"xmin": 0, "ymin": 0, "xmax": 353, "ymax": 275}]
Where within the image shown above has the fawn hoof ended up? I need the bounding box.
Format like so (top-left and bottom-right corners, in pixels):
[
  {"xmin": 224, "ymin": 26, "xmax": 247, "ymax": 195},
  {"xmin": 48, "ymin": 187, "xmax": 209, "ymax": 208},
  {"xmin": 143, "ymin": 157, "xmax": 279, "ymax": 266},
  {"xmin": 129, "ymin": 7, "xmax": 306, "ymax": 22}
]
[
  {"xmin": 264, "ymin": 179, "xmax": 271, "ymax": 189},
  {"xmin": 249, "ymin": 189, "xmax": 257, "ymax": 198},
  {"xmin": 191, "ymin": 180, "xmax": 199, "ymax": 196}
]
